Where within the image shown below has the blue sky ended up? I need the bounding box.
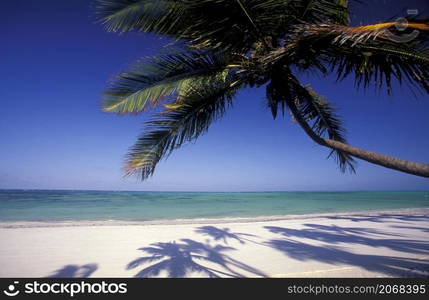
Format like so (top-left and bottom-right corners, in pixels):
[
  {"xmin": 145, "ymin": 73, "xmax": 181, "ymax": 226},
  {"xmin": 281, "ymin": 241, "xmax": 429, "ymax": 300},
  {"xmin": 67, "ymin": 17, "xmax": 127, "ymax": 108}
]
[{"xmin": 1, "ymin": 0, "xmax": 428, "ymax": 191}]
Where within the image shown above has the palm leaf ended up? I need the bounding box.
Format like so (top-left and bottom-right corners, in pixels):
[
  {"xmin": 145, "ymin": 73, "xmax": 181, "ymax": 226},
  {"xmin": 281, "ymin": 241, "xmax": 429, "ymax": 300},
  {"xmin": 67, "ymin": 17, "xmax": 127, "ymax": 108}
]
[
  {"xmin": 265, "ymin": 21, "xmax": 429, "ymax": 94},
  {"xmin": 330, "ymin": 43, "xmax": 429, "ymax": 94},
  {"xmin": 297, "ymin": 86, "xmax": 356, "ymax": 172},
  {"xmin": 299, "ymin": 0, "xmax": 350, "ymax": 25},
  {"xmin": 96, "ymin": 0, "xmax": 353, "ymax": 52},
  {"xmin": 96, "ymin": 0, "xmax": 185, "ymax": 33},
  {"xmin": 306, "ymin": 22, "xmax": 429, "ymax": 46},
  {"xmin": 266, "ymin": 70, "xmax": 355, "ymax": 172},
  {"xmin": 125, "ymin": 77, "xmax": 242, "ymax": 179},
  {"xmin": 102, "ymin": 49, "xmax": 234, "ymax": 114}
]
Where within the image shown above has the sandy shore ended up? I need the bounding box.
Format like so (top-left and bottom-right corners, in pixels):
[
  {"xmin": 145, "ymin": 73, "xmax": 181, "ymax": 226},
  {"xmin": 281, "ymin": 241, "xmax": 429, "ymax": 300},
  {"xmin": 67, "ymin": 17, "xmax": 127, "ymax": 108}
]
[{"xmin": 0, "ymin": 209, "xmax": 428, "ymax": 278}]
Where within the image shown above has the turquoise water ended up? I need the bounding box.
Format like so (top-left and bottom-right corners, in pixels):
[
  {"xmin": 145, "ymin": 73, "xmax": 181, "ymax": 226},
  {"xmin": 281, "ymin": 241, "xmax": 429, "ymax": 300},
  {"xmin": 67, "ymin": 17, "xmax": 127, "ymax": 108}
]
[{"xmin": 0, "ymin": 190, "xmax": 428, "ymax": 222}]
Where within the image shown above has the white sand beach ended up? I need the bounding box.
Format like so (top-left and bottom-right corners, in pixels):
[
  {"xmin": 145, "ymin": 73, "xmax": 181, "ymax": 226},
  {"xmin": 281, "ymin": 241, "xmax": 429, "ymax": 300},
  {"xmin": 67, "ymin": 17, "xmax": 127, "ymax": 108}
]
[{"xmin": 0, "ymin": 209, "xmax": 428, "ymax": 278}]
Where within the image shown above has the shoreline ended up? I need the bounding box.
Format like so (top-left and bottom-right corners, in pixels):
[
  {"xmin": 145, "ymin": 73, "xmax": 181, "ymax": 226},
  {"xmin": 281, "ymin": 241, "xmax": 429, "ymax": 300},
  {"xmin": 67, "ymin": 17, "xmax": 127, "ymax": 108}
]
[{"xmin": 1, "ymin": 207, "xmax": 429, "ymax": 228}]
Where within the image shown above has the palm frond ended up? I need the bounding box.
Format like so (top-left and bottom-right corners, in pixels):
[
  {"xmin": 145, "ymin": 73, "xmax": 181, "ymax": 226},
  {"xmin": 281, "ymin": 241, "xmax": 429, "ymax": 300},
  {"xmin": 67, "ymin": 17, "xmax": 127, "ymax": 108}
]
[
  {"xmin": 265, "ymin": 21, "xmax": 429, "ymax": 94},
  {"xmin": 330, "ymin": 43, "xmax": 429, "ymax": 94},
  {"xmin": 319, "ymin": 22, "xmax": 429, "ymax": 93},
  {"xmin": 266, "ymin": 70, "xmax": 355, "ymax": 172},
  {"xmin": 102, "ymin": 49, "xmax": 234, "ymax": 114},
  {"xmin": 251, "ymin": 0, "xmax": 351, "ymax": 34},
  {"xmin": 305, "ymin": 21, "xmax": 429, "ymax": 46},
  {"xmin": 96, "ymin": 0, "xmax": 185, "ymax": 33},
  {"xmin": 299, "ymin": 0, "xmax": 350, "ymax": 25},
  {"xmin": 125, "ymin": 78, "xmax": 242, "ymax": 179},
  {"xmin": 96, "ymin": 0, "xmax": 259, "ymax": 52},
  {"xmin": 297, "ymin": 86, "xmax": 356, "ymax": 173},
  {"xmin": 96, "ymin": 0, "xmax": 352, "ymax": 52}
]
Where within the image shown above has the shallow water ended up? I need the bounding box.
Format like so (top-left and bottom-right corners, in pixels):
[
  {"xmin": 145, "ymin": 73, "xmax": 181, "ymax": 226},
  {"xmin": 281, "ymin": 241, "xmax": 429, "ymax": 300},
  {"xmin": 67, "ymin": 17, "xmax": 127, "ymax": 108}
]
[{"xmin": 0, "ymin": 190, "xmax": 428, "ymax": 222}]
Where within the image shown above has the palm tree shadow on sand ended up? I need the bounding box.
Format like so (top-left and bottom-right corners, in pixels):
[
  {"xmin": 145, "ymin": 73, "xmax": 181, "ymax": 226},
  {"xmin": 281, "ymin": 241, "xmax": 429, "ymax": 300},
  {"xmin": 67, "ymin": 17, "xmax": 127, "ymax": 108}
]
[
  {"xmin": 48, "ymin": 264, "xmax": 98, "ymax": 278},
  {"xmin": 326, "ymin": 214, "xmax": 429, "ymax": 223},
  {"xmin": 126, "ymin": 239, "xmax": 266, "ymax": 278},
  {"xmin": 195, "ymin": 226, "xmax": 257, "ymax": 244},
  {"xmin": 264, "ymin": 224, "xmax": 429, "ymax": 277},
  {"xmin": 265, "ymin": 225, "xmax": 429, "ymax": 254}
]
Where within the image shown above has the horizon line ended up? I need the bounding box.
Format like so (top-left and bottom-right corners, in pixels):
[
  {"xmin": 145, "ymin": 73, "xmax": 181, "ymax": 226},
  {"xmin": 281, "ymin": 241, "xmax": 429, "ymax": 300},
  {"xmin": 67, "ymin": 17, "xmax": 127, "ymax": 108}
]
[{"xmin": 1, "ymin": 188, "xmax": 428, "ymax": 193}]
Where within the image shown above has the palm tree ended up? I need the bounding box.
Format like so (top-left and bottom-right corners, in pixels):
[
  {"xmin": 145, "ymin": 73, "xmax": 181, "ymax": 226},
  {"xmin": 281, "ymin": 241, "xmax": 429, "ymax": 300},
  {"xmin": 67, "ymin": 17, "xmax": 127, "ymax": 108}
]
[{"xmin": 96, "ymin": 0, "xmax": 429, "ymax": 179}]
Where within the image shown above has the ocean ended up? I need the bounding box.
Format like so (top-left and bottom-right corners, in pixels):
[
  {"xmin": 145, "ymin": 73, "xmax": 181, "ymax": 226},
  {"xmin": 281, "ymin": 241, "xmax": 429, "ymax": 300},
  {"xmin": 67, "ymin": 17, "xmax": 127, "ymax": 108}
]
[{"xmin": 0, "ymin": 190, "xmax": 429, "ymax": 223}]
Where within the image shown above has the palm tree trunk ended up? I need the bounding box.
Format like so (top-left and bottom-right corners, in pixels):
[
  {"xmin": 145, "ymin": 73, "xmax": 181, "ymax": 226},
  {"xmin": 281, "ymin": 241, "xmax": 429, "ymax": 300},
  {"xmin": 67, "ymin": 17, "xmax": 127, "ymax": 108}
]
[{"xmin": 288, "ymin": 101, "xmax": 429, "ymax": 178}]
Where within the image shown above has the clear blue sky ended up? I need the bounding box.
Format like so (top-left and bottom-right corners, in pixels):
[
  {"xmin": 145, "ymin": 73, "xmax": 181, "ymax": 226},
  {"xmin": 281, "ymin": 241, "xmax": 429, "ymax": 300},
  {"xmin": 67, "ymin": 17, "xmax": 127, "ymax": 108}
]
[{"xmin": 1, "ymin": 0, "xmax": 428, "ymax": 191}]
